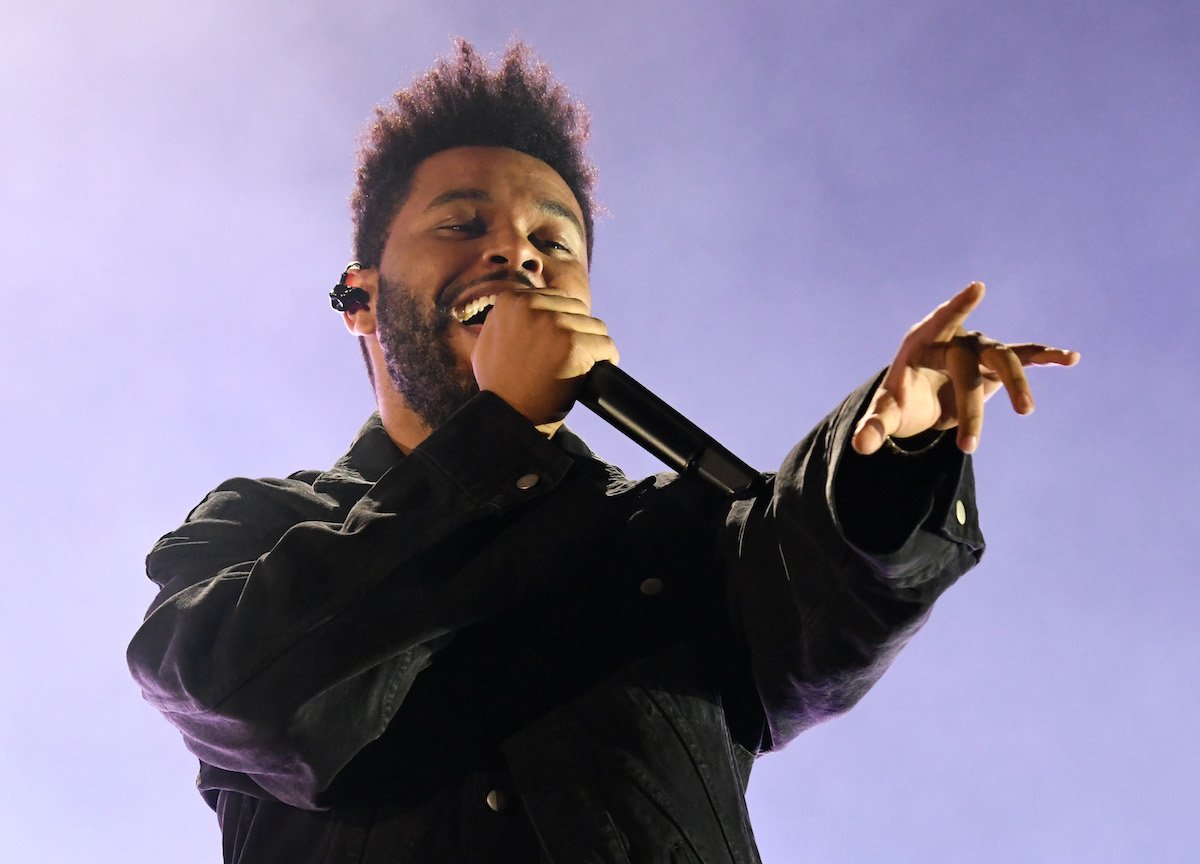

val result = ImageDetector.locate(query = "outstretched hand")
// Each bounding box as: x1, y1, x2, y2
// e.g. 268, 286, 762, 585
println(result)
851, 282, 1080, 455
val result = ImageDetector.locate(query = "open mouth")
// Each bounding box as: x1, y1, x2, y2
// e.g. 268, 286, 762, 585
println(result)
451, 294, 497, 327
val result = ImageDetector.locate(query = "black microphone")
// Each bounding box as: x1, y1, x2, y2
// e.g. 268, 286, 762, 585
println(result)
578, 361, 763, 499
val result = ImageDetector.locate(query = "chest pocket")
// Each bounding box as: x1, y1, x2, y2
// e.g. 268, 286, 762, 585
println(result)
597, 479, 728, 644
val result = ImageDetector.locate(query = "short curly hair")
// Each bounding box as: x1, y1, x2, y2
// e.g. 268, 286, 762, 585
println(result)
351, 40, 597, 268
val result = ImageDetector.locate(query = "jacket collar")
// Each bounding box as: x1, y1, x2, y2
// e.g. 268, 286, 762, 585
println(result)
318, 410, 608, 489
319, 413, 404, 487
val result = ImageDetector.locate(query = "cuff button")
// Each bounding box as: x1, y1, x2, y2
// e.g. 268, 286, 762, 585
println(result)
515, 473, 540, 491
955, 499, 967, 525
639, 577, 664, 596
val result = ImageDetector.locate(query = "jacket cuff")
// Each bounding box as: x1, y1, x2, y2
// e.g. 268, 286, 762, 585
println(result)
828, 375, 985, 588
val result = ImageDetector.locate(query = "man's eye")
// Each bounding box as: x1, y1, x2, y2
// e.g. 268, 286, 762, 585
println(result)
439, 218, 483, 235
538, 236, 572, 253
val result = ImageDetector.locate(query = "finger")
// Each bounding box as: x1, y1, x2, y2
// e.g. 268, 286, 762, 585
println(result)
549, 310, 609, 335
522, 291, 591, 313
491, 290, 590, 319
978, 343, 1035, 414
852, 389, 904, 455
907, 281, 987, 345
947, 339, 987, 452
1007, 344, 1082, 366
567, 332, 620, 374
505, 290, 608, 335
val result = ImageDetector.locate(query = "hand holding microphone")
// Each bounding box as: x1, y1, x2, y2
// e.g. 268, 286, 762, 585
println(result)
467, 288, 759, 498
470, 290, 618, 428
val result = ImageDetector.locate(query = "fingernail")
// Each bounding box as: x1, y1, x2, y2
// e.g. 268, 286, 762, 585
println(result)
962, 434, 978, 453
1018, 394, 1035, 414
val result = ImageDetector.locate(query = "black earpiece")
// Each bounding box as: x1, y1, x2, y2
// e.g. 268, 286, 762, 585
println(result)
330, 262, 370, 314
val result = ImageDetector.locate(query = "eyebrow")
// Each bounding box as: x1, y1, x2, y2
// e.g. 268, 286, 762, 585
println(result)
536, 199, 585, 238
424, 188, 491, 210
423, 187, 585, 239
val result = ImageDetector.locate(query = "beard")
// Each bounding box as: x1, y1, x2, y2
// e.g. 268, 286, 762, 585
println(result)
375, 273, 479, 430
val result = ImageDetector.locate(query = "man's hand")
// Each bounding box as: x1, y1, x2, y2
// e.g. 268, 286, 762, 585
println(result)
852, 282, 1080, 455
472, 290, 619, 427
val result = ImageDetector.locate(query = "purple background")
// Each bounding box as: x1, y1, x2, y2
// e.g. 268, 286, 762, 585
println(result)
3, 1, 1196, 861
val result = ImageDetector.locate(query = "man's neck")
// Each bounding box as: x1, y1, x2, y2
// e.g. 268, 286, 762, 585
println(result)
373, 382, 433, 455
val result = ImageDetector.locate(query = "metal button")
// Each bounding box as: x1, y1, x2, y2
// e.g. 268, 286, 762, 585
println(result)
515, 473, 540, 491
955, 499, 967, 525
639, 577, 664, 596
485, 788, 508, 812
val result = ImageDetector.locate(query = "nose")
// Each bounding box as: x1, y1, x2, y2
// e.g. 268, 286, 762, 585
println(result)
483, 228, 543, 276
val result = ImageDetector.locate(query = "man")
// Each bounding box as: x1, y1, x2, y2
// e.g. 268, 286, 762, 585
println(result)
128, 42, 1078, 863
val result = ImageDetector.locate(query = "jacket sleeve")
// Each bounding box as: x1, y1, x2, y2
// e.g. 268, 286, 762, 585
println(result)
126, 393, 615, 808
723, 374, 985, 751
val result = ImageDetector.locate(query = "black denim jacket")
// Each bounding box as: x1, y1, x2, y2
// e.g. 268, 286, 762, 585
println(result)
128, 378, 983, 863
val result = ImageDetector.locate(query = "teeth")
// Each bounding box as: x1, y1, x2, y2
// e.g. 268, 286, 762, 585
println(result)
451, 294, 497, 324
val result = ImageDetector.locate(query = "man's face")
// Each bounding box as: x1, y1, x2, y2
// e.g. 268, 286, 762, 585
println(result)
375, 146, 591, 429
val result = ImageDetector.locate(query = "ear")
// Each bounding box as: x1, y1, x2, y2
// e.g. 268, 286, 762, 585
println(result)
341, 267, 379, 336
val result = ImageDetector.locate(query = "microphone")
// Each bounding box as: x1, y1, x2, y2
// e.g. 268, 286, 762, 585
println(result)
578, 361, 763, 499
